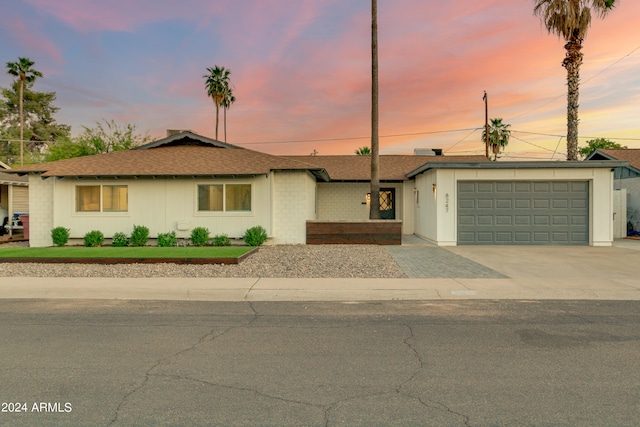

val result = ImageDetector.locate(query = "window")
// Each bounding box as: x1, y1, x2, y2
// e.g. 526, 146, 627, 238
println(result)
198, 184, 251, 212
76, 185, 128, 212
198, 184, 223, 211
226, 184, 251, 211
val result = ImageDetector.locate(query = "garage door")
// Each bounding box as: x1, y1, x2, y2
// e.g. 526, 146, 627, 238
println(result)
457, 181, 589, 245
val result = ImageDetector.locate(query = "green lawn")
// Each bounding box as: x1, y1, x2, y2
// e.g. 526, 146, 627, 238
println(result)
0, 246, 255, 259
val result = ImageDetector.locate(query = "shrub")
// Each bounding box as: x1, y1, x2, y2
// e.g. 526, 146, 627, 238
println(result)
130, 225, 150, 247
212, 233, 231, 246
51, 227, 70, 247
243, 226, 268, 246
111, 232, 129, 247
157, 231, 178, 247
83, 230, 104, 247
190, 227, 210, 247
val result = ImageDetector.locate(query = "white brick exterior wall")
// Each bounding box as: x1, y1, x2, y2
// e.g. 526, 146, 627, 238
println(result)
317, 182, 370, 220
28, 175, 55, 247
272, 171, 316, 244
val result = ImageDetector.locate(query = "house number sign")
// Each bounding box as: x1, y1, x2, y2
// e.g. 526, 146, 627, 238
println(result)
445, 193, 449, 213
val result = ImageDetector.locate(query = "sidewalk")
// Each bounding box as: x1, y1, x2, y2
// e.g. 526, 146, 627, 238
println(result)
2, 239, 639, 301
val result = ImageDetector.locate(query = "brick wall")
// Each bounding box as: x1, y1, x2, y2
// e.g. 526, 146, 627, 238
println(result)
272, 171, 315, 244
28, 175, 54, 247
317, 182, 369, 220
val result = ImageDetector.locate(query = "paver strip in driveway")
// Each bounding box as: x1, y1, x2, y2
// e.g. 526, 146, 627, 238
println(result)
385, 246, 508, 279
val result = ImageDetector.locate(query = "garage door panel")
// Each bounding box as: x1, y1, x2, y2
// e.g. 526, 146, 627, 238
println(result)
477, 232, 494, 242
534, 199, 549, 209
553, 199, 569, 209
572, 199, 587, 209
533, 232, 550, 242
477, 216, 493, 225
534, 182, 550, 192
477, 199, 493, 209
552, 182, 569, 192
496, 232, 513, 242
515, 183, 531, 192
459, 199, 475, 209
496, 199, 512, 209
457, 181, 588, 245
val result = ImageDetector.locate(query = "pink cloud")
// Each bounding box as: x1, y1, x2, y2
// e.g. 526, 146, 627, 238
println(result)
6, 16, 64, 65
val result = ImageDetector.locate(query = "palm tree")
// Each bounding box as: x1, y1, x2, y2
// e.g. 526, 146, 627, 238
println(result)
533, 0, 616, 160
482, 118, 511, 161
221, 87, 236, 142
355, 146, 371, 155
6, 57, 43, 166
203, 66, 231, 140
369, 0, 381, 219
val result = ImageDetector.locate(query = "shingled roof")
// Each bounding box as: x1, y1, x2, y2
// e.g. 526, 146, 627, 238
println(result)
7, 131, 490, 181
8, 132, 329, 179
589, 149, 640, 173
285, 155, 489, 181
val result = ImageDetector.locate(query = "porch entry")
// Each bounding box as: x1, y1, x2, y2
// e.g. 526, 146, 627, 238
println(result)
379, 188, 395, 220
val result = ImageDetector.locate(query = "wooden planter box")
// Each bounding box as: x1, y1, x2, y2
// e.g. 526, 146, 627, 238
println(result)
306, 220, 402, 245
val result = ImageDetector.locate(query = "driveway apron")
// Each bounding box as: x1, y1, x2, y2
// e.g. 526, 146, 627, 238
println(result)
385, 238, 507, 279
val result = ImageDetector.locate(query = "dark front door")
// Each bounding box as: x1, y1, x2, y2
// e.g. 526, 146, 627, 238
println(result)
379, 188, 395, 220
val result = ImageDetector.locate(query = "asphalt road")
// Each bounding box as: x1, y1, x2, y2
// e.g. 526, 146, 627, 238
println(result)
1, 299, 639, 426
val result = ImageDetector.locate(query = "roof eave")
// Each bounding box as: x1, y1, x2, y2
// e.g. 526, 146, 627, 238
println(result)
407, 160, 630, 178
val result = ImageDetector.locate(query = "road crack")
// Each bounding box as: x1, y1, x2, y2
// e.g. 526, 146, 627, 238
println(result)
107, 302, 259, 426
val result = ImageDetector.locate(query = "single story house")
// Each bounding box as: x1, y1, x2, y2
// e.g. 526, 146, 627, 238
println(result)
586, 149, 640, 230
8, 131, 626, 247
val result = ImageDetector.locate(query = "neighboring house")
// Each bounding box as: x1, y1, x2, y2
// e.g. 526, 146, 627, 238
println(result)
586, 149, 640, 230
8, 131, 625, 247
0, 161, 29, 235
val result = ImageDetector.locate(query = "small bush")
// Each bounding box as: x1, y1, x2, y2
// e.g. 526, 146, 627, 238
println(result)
111, 232, 129, 247
83, 230, 104, 247
212, 233, 231, 246
157, 231, 178, 247
130, 225, 150, 247
190, 227, 210, 247
51, 227, 70, 247
243, 226, 268, 246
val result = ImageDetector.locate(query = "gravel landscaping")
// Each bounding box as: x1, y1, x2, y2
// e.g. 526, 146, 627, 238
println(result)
0, 243, 407, 278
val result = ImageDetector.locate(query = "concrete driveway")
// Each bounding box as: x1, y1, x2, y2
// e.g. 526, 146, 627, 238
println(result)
440, 239, 640, 299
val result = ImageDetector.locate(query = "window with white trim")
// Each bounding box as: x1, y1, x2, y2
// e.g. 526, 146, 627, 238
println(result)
198, 184, 251, 212
76, 185, 128, 212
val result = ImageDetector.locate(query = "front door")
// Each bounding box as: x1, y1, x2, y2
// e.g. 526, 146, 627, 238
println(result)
379, 188, 395, 220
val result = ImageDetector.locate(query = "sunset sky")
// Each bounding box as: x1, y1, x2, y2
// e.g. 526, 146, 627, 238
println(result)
2, 0, 639, 159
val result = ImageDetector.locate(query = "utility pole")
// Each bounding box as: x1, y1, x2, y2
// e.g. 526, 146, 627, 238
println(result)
483, 91, 489, 158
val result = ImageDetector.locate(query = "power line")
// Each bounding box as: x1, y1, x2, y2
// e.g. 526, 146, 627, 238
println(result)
506, 44, 640, 122
238, 127, 480, 145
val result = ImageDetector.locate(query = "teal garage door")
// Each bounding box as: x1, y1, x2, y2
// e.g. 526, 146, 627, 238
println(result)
457, 181, 589, 245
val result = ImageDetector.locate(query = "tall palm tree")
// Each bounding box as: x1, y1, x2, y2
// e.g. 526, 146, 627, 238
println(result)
533, 0, 615, 160
221, 87, 236, 142
203, 66, 231, 140
481, 118, 511, 161
369, 0, 381, 219
6, 57, 43, 166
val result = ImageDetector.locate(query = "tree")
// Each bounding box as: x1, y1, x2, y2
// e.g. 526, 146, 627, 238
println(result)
356, 146, 371, 155
578, 137, 626, 158
5, 57, 43, 166
221, 86, 236, 142
203, 66, 231, 140
533, 0, 616, 161
481, 118, 511, 161
45, 120, 150, 161
0, 80, 70, 165
369, 0, 381, 219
